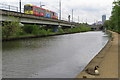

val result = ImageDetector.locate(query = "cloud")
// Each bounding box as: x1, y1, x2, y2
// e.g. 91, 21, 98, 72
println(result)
0, 0, 114, 24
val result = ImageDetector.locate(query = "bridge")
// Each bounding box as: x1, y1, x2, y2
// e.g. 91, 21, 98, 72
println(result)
0, 3, 104, 32
0, 9, 79, 29
88, 25, 103, 31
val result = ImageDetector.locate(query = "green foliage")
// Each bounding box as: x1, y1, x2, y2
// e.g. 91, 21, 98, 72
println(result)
79, 26, 91, 31
32, 25, 40, 35
39, 29, 48, 35
103, 20, 110, 29
23, 24, 40, 35
2, 17, 21, 38
47, 29, 53, 33
13, 24, 54, 36
23, 24, 34, 34
58, 28, 64, 33
2, 16, 92, 40
67, 26, 91, 33
104, 0, 120, 33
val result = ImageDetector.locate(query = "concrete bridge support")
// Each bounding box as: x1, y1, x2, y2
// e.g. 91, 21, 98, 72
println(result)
53, 26, 59, 32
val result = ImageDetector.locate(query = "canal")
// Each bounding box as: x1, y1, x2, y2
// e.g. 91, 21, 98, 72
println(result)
2, 31, 109, 78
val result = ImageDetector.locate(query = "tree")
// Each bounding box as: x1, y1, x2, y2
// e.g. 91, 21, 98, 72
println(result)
103, 20, 110, 29
110, 0, 120, 32
104, 0, 120, 33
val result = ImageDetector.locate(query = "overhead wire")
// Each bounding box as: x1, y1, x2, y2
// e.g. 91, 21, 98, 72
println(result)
22, 1, 79, 22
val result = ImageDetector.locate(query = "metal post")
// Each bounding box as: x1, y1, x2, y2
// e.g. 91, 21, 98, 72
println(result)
72, 9, 73, 22
8, 5, 10, 11
17, 7, 18, 12
86, 18, 87, 24
78, 16, 79, 23
82, 18, 83, 23
40, 2, 41, 7
68, 15, 70, 22
59, 0, 61, 20
19, 0, 21, 13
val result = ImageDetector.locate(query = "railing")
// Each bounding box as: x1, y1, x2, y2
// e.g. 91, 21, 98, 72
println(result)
0, 3, 77, 23
0, 3, 24, 13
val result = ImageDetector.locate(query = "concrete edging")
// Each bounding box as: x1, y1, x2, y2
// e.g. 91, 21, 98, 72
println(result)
76, 30, 114, 78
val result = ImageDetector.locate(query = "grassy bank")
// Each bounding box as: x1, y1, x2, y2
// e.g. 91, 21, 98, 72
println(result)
2, 20, 91, 41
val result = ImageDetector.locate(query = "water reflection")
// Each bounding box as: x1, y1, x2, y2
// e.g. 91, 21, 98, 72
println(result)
2, 31, 109, 78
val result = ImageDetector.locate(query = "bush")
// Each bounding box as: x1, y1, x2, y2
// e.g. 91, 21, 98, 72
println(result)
66, 26, 91, 33
23, 24, 40, 35
39, 29, 48, 35
47, 29, 53, 33
2, 17, 21, 38
23, 24, 34, 34
32, 25, 40, 35
58, 28, 64, 33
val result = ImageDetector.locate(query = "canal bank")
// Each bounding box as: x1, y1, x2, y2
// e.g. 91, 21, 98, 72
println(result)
2, 31, 90, 41
76, 31, 118, 78
3, 31, 108, 78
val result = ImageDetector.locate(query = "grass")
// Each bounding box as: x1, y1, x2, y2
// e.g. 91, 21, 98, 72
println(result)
2, 25, 91, 40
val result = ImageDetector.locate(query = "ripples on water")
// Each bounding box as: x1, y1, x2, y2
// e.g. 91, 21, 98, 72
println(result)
2, 31, 109, 78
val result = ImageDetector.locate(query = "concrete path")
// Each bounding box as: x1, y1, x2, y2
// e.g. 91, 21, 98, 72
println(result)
76, 31, 118, 78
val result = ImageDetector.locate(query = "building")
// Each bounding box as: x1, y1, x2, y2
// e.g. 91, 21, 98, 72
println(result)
92, 21, 102, 25
102, 15, 106, 24
96, 21, 102, 25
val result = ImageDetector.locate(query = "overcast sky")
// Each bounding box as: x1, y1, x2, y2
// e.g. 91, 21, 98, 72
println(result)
0, 0, 114, 24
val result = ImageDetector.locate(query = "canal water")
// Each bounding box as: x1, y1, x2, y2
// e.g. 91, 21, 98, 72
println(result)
2, 31, 109, 78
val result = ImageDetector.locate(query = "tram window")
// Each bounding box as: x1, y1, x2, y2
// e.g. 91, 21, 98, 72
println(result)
33, 7, 36, 11
52, 12, 55, 16
56, 13, 58, 16
50, 12, 54, 16
39, 9, 45, 13
24, 6, 33, 11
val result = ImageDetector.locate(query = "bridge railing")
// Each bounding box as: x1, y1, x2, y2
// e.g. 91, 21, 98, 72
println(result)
0, 3, 24, 13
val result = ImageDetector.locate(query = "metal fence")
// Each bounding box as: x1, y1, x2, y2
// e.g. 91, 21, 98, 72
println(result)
0, 3, 24, 13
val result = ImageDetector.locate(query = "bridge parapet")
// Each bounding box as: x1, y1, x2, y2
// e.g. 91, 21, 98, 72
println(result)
88, 25, 103, 31
0, 9, 78, 27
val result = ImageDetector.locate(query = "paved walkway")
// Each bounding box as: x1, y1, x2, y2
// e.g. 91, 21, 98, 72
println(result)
76, 31, 118, 78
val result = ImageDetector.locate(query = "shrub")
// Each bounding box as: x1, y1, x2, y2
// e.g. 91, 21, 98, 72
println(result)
58, 28, 64, 33
32, 25, 40, 35
23, 24, 34, 34
2, 17, 21, 38
39, 29, 48, 35
23, 24, 40, 35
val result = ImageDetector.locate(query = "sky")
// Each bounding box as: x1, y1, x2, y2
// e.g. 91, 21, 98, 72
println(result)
0, 0, 114, 24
